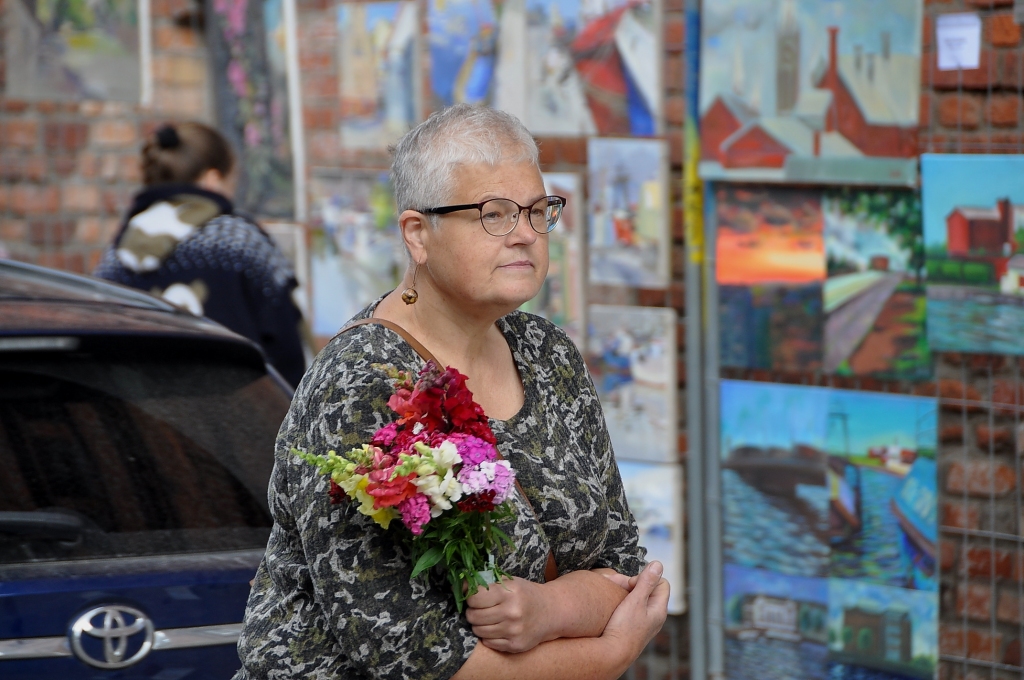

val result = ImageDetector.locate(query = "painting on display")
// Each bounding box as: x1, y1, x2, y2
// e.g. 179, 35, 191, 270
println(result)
207, 0, 297, 217
521, 173, 586, 347
716, 185, 825, 372
308, 169, 404, 340
338, 1, 420, 151
721, 380, 938, 680
618, 461, 685, 614
492, 0, 661, 136
427, 0, 497, 107
4, 0, 144, 101
588, 138, 669, 288
585, 305, 677, 463
823, 188, 929, 377
699, 0, 922, 185
922, 154, 1024, 355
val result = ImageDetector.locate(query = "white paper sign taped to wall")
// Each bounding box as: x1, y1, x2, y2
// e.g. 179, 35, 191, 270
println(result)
936, 13, 982, 71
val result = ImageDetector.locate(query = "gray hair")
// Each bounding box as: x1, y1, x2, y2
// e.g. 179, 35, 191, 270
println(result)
390, 105, 540, 220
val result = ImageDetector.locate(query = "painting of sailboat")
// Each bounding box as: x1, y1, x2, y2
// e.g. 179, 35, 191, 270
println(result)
585, 305, 677, 463
494, 0, 661, 136
338, 2, 420, 151
308, 169, 404, 342
427, 0, 498, 107
521, 172, 586, 347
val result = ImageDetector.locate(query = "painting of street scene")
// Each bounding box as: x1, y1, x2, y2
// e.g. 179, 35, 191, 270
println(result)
699, 0, 921, 185
720, 380, 829, 578
922, 154, 1024, 355
585, 305, 676, 463
588, 138, 669, 287
827, 579, 938, 679
716, 185, 825, 372
724, 564, 828, 680
825, 390, 938, 592
427, 0, 497, 107
4, 0, 141, 101
823, 189, 928, 378
618, 460, 685, 614
521, 173, 586, 347
338, 2, 419, 151
308, 169, 404, 341
499, 0, 661, 136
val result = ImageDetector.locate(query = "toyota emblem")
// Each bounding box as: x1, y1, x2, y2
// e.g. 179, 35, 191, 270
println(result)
69, 605, 155, 669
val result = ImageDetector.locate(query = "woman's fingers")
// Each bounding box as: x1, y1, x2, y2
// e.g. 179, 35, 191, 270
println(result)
465, 603, 511, 627
464, 580, 509, 610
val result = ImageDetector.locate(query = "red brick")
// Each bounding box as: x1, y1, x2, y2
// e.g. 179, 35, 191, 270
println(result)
939, 94, 982, 129
61, 185, 101, 213
940, 424, 964, 443
989, 14, 1021, 47
1006, 637, 1022, 667
303, 73, 339, 100
77, 153, 100, 179
100, 188, 134, 216
997, 49, 1023, 88
665, 95, 684, 127
0, 219, 27, 242
962, 546, 1016, 579
947, 460, 1016, 496
967, 0, 1013, 7
987, 95, 1021, 127
79, 100, 105, 117
914, 379, 984, 411
153, 24, 198, 50
663, 17, 683, 50
997, 589, 1022, 624
303, 106, 336, 130
118, 154, 141, 183
2, 120, 38, 148
957, 583, 993, 622
91, 120, 138, 149
2, 100, 29, 113
929, 49, 995, 90
559, 138, 586, 165
99, 154, 119, 182
943, 501, 981, 529
10, 185, 59, 216
975, 424, 1014, 452
299, 51, 332, 71
153, 86, 206, 117
664, 55, 683, 92
28, 220, 75, 247
45, 122, 90, 151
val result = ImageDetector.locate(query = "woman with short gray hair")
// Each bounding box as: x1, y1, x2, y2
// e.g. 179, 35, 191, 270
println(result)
235, 104, 668, 680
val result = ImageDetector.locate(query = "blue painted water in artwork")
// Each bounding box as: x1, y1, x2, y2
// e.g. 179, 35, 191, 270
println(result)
725, 637, 828, 680
828, 663, 920, 680
928, 296, 1024, 355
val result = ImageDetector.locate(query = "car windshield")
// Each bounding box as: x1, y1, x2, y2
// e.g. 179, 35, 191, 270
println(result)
0, 352, 290, 564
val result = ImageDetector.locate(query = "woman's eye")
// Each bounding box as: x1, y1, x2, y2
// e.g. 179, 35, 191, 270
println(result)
482, 212, 502, 221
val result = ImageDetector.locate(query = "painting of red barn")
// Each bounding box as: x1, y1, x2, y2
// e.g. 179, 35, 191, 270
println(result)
699, 0, 922, 186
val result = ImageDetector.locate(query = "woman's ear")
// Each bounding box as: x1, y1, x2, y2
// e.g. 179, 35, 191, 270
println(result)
399, 209, 429, 265
196, 168, 233, 197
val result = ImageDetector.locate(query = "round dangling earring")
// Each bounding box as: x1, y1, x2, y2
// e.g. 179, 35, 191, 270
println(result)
401, 264, 419, 305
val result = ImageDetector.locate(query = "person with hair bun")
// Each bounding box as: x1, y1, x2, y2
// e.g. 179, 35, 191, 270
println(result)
94, 121, 307, 387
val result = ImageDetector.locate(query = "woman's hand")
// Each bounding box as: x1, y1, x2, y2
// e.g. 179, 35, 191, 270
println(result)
465, 576, 555, 653
600, 561, 670, 659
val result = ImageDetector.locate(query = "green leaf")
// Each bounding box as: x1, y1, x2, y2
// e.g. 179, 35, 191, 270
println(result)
411, 546, 444, 578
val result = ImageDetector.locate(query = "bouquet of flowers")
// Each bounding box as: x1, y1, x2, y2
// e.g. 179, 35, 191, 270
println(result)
295, 361, 517, 611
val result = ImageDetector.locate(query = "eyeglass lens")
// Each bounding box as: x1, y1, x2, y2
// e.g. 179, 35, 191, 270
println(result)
479, 197, 563, 236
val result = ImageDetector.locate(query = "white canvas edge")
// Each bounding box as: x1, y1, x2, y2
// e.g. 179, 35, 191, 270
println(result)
282, 0, 307, 222
541, 171, 588, 348
138, 0, 153, 106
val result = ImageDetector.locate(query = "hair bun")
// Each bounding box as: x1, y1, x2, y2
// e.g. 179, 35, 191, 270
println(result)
155, 124, 181, 150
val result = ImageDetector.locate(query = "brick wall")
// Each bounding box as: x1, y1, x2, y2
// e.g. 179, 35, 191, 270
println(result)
0, 0, 212, 271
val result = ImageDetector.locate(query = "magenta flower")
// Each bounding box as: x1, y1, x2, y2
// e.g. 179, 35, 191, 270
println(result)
448, 433, 497, 467
398, 494, 431, 535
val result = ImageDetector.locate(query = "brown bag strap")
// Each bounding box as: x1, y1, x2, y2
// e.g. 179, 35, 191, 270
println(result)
335, 317, 560, 583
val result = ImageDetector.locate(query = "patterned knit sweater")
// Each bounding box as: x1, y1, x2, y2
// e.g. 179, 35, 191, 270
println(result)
234, 301, 645, 679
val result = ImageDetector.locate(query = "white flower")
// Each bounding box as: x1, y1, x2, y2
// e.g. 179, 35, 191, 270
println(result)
413, 422, 425, 435
413, 468, 463, 517
434, 440, 462, 470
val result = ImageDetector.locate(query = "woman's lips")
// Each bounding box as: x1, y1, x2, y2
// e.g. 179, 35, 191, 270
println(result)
500, 260, 533, 269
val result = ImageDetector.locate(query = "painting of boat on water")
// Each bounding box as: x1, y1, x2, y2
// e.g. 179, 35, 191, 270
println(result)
922, 154, 1024, 355
699, 0, 922, 185
308, 169, 403, 342
427, 0, 497, 107
720, 380, 830, 578
585, 305, 677, 463
825, 390, 938, 592
588, 138, 669, 287
827, 579, 938, 680
521, 172, 586, 347
823, 189, 928, 378
724, 564, 829, 680
618, 460, 685, 614
338, 1, 420, 151
715, 185, 825, 372
495, 0, 661, 136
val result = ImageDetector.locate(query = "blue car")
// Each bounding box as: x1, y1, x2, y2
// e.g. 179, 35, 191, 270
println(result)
0, 260, 291, 677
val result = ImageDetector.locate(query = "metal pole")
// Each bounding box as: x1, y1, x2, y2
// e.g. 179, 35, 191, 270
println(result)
682, 1, 706, 677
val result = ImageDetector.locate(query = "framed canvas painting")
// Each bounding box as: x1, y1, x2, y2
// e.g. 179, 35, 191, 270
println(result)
585, 305, 677, 463
617, 460, 686, 614
521, 172, 586, 347
338, 1, 420, 151
427, 0, 497, 108
308, 168, 404, 341
699, 0, 922, 186
923, 154, 1024, 355
588, 138, 670, 288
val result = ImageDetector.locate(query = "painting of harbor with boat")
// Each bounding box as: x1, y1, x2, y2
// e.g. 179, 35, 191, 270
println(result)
922, 154, 1024, 355
716, 185, 825, 372
823, 188, 928, 378
724, 564, 828, 680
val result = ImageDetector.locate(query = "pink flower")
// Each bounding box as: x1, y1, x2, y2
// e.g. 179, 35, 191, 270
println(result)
398, 494, 431, 535
457, 466, 490, 494
227, 60, 247, 98
447, 433, 497, 466
489, 461, 515, 503
457, 460, 515, 503
244, 121, 262, 148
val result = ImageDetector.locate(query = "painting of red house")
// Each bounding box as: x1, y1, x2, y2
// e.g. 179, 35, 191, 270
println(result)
699, 0, 922, 185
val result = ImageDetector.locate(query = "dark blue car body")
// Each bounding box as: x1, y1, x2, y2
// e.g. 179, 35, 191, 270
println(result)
0, 260, 291, 678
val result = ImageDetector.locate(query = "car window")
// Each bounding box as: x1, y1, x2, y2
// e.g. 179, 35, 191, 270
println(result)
0, 354, 291, 564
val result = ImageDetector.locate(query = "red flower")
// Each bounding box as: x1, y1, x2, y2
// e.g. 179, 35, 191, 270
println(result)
328, 480, 347, 505
456, 490, 497, 513
366, 470, 418, 508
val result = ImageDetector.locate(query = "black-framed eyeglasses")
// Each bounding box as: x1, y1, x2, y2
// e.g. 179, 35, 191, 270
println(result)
420, 195, 566, 236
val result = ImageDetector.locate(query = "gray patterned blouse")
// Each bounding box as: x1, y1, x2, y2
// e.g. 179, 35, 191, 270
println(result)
234, 302, 646, 680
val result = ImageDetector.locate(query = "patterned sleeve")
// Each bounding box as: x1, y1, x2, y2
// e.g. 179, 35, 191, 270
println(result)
566, 339, 647, 576
240, 327, 478, 680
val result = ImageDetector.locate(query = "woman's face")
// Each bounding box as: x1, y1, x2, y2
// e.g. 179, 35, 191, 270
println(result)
420, 159, 549, 314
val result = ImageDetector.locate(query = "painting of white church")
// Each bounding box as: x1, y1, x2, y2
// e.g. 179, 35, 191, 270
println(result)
699, 0, 922, 186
